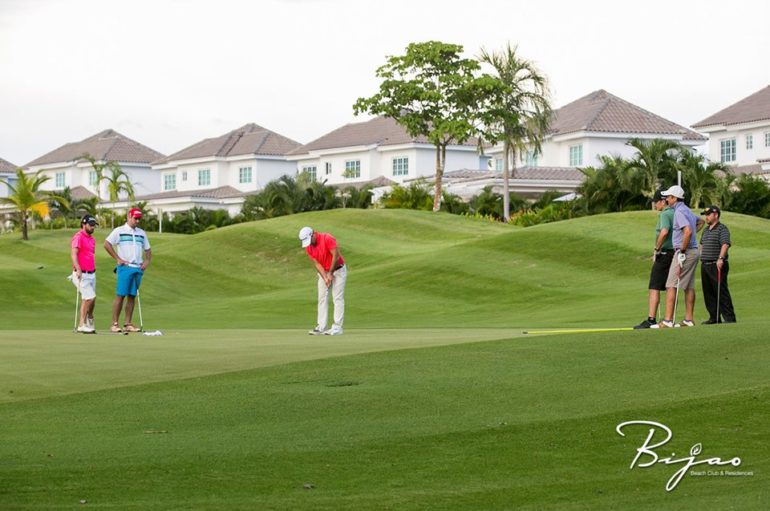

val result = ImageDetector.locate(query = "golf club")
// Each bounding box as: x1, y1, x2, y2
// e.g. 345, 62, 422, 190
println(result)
72, 276, 79, 333
716, 265, 722, 324
137, 290, 144, 332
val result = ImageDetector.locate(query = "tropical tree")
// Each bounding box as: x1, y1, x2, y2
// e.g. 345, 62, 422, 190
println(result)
478, 43, 552, 221
576, 155, 643, 214
625, 138, 682, 202
83, 154, 135, 203
0, 169, 68, 240
48, 186, 75, 228
380, 181, 433, 210
339, 186, 373, 209
354, 41, 499, 212
726, 174, 770, 218
677, 152, 730, 209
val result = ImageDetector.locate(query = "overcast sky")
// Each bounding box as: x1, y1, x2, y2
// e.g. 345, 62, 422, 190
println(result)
1, 0, 768, 166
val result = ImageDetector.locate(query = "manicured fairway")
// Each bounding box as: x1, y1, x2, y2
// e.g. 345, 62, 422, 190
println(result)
1, 209, 769, 509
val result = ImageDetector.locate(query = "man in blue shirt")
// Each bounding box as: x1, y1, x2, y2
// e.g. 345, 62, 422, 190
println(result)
651, 185, 704, 328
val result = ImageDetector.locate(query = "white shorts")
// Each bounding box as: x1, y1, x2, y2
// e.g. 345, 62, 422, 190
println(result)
71, 271, 96, 300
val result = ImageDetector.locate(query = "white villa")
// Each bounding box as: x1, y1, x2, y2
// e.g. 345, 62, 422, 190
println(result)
427, 90, 706, 200
146, 123, 301, 215
691, 85, 770, 180
286, 115, 485, 186
24, 129, 165, 201
0, 157, 16, 198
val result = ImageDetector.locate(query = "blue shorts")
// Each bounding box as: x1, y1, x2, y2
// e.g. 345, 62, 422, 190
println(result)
116, 266, 144, 297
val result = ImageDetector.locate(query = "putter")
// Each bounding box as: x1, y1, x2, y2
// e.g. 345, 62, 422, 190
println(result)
137, 290, 144, 332
716, 266, 722, 324
72, 278, 80, 333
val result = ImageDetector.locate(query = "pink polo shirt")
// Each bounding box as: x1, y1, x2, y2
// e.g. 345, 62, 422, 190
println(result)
305, 232, 344, 272
71, 230, 96, 272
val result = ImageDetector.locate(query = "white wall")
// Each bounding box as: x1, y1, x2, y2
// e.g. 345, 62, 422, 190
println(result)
702, 124, 770, 166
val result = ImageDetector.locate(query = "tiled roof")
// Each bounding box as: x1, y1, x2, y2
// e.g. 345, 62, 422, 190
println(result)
137, 185, 245, 201
442, 167, 583, 182
692, 86, 770, 128
552, 90, 706, 142
1, 157, 17, 173
335, 175, 397, 190
288, 116, 478, 156
154, 124, 301, 164
70, 186, 97, 200
730, 164, 763, 176
25, 129, 165, 167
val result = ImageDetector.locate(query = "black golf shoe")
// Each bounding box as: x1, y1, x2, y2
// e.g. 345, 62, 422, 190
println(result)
633, 318, 656, 329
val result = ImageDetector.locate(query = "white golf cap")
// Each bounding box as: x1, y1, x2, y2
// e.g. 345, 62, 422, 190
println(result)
298, 226, 313, 248
661, 185, 685, 199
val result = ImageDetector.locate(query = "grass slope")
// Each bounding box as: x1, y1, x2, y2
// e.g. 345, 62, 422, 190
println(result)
1, 208, 768, 329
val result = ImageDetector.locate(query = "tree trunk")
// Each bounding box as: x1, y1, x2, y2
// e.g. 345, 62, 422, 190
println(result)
503, 142, 511, 221
432, 144, 445, 212
21, 211, 28, 240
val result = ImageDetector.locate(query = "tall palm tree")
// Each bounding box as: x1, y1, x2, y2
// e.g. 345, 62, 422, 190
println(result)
479, 43, 552, 221
48, 186, 75, 228
83, 154, 135, 203
677, 152, 730, 209
625, 138, 682, 203
0, 169, 68, 240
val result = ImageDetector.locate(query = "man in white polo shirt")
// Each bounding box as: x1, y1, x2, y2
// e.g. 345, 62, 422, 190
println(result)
104, 207, 152, 333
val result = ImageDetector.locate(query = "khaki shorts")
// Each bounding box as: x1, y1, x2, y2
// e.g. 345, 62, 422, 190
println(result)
665, 251, 699, 290
71, 271, 96, 300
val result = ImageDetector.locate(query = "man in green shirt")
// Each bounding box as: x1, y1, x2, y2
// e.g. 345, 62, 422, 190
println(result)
634, 190, 675, 329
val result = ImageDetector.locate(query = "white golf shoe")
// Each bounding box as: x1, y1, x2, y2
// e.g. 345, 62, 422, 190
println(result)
323, 326, 343, 336
77, 324, 95, 334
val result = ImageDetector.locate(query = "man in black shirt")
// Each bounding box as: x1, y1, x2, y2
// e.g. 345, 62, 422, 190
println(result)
699, 205, 736, 324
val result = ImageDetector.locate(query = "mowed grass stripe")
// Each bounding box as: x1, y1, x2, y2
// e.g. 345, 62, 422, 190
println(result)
1, 325, 768, 510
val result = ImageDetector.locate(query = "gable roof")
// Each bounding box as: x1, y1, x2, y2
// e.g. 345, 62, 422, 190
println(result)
25, 129, 165, 167
288, 116, 478, 156
70, 186, 98, 200
551, 90, 706, 141
0, 157, 17, 174
692, 85, 770, 128
154, 123, 301, 164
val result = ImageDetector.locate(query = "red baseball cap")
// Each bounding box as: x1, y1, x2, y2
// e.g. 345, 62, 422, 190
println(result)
128, 207, 143, 219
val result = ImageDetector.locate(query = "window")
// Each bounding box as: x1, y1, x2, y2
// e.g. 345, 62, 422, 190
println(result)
89, 171, 97, 186
569, 145, 583, 166
495, 158, 503, 171
182, 171, 188, 182
392, 157, 408, 176
344, 160, 361, 178
239, 166, 252, 183
526, 150, 539, 167
163, 174, 176, 191
55, 172, 65, 188
765, 132, 770, 147
325, 162, 332, 175
198, 168, 211, 186
302, 165, 317, 181
746, 134, 753, 150
720, 139, 736, 163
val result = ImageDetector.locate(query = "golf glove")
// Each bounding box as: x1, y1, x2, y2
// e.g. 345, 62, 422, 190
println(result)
677, 252, 686, 267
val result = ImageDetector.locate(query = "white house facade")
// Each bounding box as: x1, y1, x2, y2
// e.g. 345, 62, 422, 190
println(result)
23, 129, 164, 200
148, 123, 301, 214
487, 90, 706, 170
286, 116, 484, 186
0, 157, 16, 198
691, 85, 770, 179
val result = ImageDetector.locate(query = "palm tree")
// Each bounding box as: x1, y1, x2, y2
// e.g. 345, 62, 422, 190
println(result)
0, 169, 68, 240
479, 43, 552, 221
48, 186, 75, 228
625, 138, 682, 202
677, 152, 730, 209
83, 154, 135, 203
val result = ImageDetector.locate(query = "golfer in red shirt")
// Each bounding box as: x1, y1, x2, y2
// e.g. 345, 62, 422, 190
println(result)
298, 226, 347, 335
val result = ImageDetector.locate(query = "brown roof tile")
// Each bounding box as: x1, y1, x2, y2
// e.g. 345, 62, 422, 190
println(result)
730, 164, 763, 176
70, 186, 98, 200
288, 116, 479, 156
137, 185, 245, 201
692, 85, 770, 128
443, 167, 583, 182
25, 129, 165, 167
154, 124, 301, 164
552, 90, 706, 141
0, 157, 17, 174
